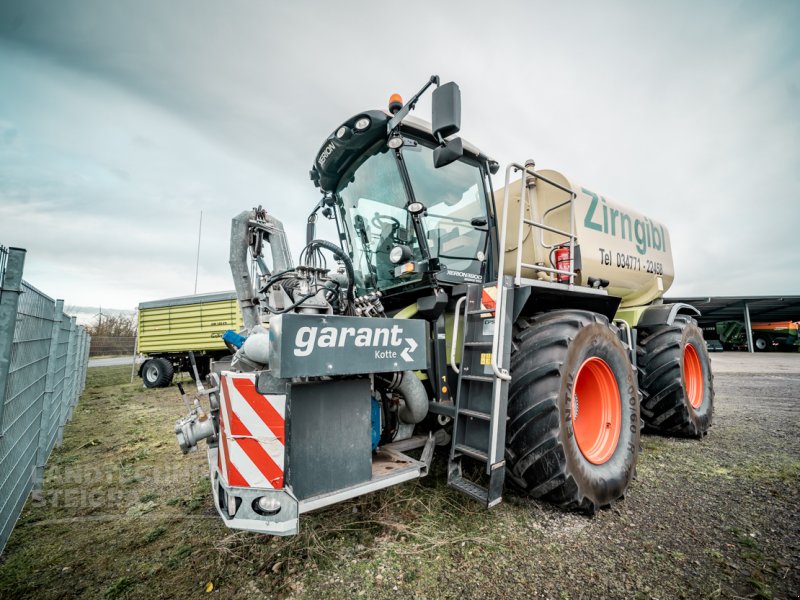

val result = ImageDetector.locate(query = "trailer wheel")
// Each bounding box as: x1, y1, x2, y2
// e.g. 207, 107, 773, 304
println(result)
637, 316, 714, 437
142, 358, 174, 388
754, 335, 770, 352
506, 310, 640, 513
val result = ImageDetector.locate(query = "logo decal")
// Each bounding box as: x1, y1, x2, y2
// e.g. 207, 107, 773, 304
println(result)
294, 324, 418, 362
582, 187, 667, 256
317, 142, 336, 167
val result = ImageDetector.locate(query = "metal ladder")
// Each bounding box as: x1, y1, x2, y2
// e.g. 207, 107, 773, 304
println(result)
447, 279, 514, 507
501, 160, 578, 287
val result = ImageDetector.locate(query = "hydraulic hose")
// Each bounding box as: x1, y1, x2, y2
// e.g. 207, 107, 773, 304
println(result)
306, 239, 356, 302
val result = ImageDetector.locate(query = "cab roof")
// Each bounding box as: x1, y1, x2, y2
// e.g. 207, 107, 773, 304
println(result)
310, 109, 490, 194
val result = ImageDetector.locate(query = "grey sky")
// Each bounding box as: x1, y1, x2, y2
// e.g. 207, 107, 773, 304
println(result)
1, 0, 798, 311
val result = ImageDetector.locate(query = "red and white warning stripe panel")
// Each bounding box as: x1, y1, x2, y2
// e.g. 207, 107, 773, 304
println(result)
480, 285, 497, 318
217, 372, 285, 490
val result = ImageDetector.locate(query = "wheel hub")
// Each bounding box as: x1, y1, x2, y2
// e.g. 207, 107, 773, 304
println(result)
571, 357, 622, 465
683, 343, 703, 409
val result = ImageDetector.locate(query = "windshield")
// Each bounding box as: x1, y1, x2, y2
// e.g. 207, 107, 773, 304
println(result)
337, 140, 488, 295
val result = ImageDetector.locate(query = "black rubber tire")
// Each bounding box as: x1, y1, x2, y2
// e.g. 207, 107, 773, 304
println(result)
637, 316, 714, 437
188, 358, 210, 382
141, 358, 174, 388
506, 310, 640, 513
753, 335, 770, 352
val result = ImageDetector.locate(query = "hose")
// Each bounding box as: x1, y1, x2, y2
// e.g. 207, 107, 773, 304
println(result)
258, 268, 297, 293
263, 284, 340, 315
305, 239, 356, 302
377, 371, 428, 424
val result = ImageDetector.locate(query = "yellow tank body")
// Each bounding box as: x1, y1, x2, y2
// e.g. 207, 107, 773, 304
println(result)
494, 169, 674, 308
137, 291, 243, 354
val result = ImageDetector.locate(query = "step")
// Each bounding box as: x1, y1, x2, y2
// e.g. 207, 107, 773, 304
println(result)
428, 402, 456, 418
460, 374, 494, 383
466, 308, 496, 316
463, 341, 492, 347
458, 408, 491, 421
453, 444, 489, 462
449, 476, 489, 504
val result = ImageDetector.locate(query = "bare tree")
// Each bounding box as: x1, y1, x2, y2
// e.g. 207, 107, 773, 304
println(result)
87, 314, 136, 337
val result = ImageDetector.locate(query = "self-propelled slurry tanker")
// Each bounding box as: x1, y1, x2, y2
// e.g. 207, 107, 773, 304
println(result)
173, 76, 714, 535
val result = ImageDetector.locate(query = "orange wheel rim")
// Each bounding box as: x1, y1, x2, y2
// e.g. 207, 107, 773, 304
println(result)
572, 357, 622, 465
684, 343, 703, 409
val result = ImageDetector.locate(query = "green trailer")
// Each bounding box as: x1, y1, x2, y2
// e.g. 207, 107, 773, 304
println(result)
136, 291, 242, 387
716, 320, 800, 352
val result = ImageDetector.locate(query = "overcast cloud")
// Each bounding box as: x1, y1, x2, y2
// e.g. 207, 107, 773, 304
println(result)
0, 0, 798, 312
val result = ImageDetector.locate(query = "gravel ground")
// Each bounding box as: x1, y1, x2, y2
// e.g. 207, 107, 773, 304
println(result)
0, 354, 798, 599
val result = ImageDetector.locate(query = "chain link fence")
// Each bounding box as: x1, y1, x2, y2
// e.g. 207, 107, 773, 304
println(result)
0, 246, 90, 554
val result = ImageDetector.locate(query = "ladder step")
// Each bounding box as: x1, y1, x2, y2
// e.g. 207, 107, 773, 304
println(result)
466, 308, 495, 315
428, 402, 456, 418
461, 374, 494, 383
458, 408, 491, 421
449, 476, 489, 504
454, 444, 489, 462
463, 341, 492, 347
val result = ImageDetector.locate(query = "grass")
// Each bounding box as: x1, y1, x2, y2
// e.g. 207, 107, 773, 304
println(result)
0, 365, 797, 599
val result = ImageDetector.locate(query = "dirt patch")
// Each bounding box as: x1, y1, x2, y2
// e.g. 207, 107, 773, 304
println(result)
0, 355, 798, 599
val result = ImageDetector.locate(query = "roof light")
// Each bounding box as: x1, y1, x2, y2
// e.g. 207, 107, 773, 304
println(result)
336, 126, 353, 141
354, 117, 370, 131
387, 136, 403, 149
388, 93, 403, 114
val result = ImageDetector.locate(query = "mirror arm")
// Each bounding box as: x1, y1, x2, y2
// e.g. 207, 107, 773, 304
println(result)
408, 212, 433, 263
386, 75, 440, 133
306, 199, 325, 245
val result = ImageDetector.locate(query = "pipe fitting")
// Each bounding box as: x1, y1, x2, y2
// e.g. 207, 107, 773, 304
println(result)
175, 412, 217, 453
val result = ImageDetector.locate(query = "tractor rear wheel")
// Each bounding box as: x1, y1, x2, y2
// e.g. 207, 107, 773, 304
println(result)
637, 316, 714, 437
142, 358, 174, 388
506, 310, 640, 512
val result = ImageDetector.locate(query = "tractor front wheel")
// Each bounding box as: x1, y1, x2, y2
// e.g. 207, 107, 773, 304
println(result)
506, 310, 640, 513
637, 316, 714, 437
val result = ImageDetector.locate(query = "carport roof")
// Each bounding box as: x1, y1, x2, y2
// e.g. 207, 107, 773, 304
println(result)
664, 296, 800, 324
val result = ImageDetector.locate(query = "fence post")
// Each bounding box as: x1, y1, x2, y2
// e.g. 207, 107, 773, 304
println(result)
0, 247, 27, 431
66, 317, 78, 421
81, 331, 91, 394
73, 327, 84, 410
34, 299, 64, 492
130, 334, 138, 383
57, 317, 77, 446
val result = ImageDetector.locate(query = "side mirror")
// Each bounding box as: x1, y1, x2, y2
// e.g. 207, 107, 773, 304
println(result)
432, 82, 461, 139
433, 137, 463, 168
